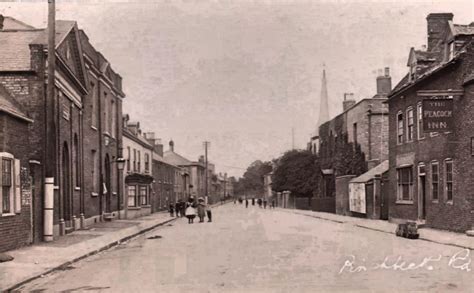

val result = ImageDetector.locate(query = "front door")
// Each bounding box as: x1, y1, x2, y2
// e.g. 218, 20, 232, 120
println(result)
418, 164, 426, 220
105, 155, 111, 213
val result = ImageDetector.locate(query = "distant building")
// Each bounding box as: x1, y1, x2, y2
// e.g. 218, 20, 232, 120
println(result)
387, 13, 474, 233
122, 116, 154, 219
164, 141, 206, 199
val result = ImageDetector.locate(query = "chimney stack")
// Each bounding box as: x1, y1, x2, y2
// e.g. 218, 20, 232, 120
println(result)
426, 13, 453, 51
376, 67, 391, 97
144, 132, 156, 146
343, 93, 356, 111
154, 139, 164, 157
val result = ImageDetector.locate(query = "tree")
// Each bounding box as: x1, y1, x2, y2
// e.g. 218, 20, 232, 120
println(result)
240, 160, 272, 196
272, 150, 321, 197
333, 133, 367, 176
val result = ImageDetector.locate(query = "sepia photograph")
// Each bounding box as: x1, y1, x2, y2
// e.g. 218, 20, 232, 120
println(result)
0, 0, 473, 292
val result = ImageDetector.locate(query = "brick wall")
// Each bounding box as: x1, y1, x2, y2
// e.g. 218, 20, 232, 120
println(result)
0, 113, 33, 252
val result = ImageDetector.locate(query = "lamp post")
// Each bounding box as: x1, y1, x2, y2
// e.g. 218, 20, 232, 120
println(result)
116, 157, 126, 219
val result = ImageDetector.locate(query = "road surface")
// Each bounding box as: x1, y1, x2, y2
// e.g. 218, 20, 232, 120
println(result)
20, 204, 473, 292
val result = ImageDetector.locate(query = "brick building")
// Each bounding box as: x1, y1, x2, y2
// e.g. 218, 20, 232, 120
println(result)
122, 116, 153, 219
315, 69, 391, 213
79, 29, 124, 224
0, 17, 90, 240
0, 84, 34, 252
387, 13, 474, 233
0, 15, 125, 249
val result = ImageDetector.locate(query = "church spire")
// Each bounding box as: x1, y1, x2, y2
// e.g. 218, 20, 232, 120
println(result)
317, 68, 329, 128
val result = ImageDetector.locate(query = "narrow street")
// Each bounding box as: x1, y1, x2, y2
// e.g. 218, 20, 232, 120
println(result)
19, 204, 472, 292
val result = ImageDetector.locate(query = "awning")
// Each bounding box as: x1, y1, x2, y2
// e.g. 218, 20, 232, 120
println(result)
350, 160, 388, 183
125, 173, 154, 185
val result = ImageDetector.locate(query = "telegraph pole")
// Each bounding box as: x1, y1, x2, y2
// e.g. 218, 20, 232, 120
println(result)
203, 141, 210, 203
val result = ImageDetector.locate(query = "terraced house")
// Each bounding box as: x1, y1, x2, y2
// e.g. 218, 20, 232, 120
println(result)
387, 13, 474, 233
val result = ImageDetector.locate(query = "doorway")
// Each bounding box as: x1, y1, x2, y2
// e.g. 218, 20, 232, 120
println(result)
62, 142, 72, 227
418, 164, 426, 220
104, 154, 111, 213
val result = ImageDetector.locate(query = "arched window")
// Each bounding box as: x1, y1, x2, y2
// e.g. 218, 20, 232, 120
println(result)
74, 134, 80, 187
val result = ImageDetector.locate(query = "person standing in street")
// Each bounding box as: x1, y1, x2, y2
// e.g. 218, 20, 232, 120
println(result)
197, 197, 206, 223
263, 199, 267, 209
206, 204, 212, 222
245, 199, 249, 208
185, 197, 196, 224
252, 198, 255, 206
272, 199, 275, 209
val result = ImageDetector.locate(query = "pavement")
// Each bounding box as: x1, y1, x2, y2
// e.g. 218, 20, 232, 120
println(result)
16, 203, 473, 292
279, 208, 474, 250
0, 201, 228, 292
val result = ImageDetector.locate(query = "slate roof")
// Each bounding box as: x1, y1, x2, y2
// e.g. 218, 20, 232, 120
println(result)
2, 16, 36, 30
0, 19, 75, 72
350, 160, 388, 183
163, 151, 193, 166
0, 83, 31, 122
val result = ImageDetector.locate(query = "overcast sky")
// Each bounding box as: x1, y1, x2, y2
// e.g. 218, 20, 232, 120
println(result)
1, 0, 472, 177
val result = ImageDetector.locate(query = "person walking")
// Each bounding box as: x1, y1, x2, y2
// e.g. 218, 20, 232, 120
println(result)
263, 199, 267, 209
185, 197, 196, 224
169, 203, 175, 217
245, 199, 249, 208
252, 198, 255, 206
271, 199, 275, 209
206, 204, 212, 222
257, 198, 262, 208
197, 197, 206, 223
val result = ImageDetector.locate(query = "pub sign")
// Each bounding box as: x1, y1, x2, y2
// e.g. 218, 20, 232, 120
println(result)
422, 98, 453, 132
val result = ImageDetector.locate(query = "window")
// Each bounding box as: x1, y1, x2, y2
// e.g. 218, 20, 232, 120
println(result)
103, 92, 108, 134
145, 153, 150, 173
127, 185, 137, 207
137, 151, 141, 172
90, 82, 97, 128
133, 149, 137, 172
397, 167, 413, 201
140, 185, 148, 205
110, 99, 115, 138
2, 158, 12, 213
62, 102, 70, 121
91, 150, 98, 192
406, 108, 414, 142
353, 123, 358, 145
0, 154, 19, 215
126, 147, 131, 172
431, 162, 439, 201
445, 160, 453, 202
397, 112, 404, 144
417, 102, 424, 139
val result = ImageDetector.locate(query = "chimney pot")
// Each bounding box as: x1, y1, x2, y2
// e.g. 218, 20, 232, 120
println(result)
384, 67, 390, 77
376, 66, 392, 97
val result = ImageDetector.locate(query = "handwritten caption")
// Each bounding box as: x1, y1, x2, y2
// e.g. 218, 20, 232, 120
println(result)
339, 249, 471, 274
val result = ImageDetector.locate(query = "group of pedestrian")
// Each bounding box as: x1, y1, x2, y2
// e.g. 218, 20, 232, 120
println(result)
237, 197, 275, 209
169, 196, 212, 224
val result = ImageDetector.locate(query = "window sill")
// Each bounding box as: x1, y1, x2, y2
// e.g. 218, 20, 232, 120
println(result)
395, 200, 414, 205
141, 205, 151, 208
128, 206, 141, 210
75, 187, 81, 191
1, 213, 16, 217
432, 200, 439, 204
446, 200, 453, 205
91, 192, 99, 197
112, 192, 117, 196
